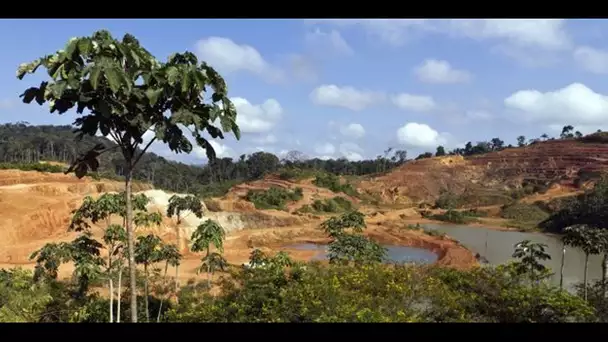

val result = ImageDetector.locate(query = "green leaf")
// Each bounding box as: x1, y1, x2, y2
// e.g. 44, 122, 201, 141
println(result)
51, 64, 65, 79
145, 88, 163, 106
181, 67, 191, 93
89, 66, 101, 90
21, 87, 39, 104
49, 81, 67, 98
35, 82, 47, 105
154, 123, 166, 141
65, 38, 78, 58
166, 66, 179, 86
16, 59, 42, 80
104, 67, 122, 93
77, 38, 92, 55
98, 100, 112, 118
130, 49, 141, 67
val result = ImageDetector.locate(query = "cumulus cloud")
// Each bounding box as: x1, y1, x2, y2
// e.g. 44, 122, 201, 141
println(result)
195, 37, 283, 82
396, 122, 448, 148
414, 59, 471, 84
231, 97, 283, 134
392, 93, 436, 112
315, 142, 336, 155
310, 85, 385, 111
339, 123, 365, 139
339, 142, 364, 161
573, 46, 608, 74
286, 54, 319, 82
504, 83, 608, 127
305, 28, 353, 56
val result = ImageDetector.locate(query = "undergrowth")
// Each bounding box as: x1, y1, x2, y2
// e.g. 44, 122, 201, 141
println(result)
246, 187, 304, 210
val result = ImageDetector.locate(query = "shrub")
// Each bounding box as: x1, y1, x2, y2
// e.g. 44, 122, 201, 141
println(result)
245, 187, 304, 210
0, 162, 65, 173
311, 197, 353, 213
313, 173, 359, 197
500, 203, 549, 222
429, 210, 479, 224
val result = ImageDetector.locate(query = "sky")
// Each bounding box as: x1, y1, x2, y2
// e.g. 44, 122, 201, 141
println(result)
2, 19, 608, 164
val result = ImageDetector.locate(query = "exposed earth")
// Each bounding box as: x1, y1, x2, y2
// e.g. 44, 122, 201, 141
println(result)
1, 138, 607, 286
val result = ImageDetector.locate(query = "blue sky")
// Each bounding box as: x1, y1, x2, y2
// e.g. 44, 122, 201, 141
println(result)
3, 19, 608, 163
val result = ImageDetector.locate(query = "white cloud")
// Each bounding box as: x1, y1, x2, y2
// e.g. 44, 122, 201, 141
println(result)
195, 37, 283, 82
286, 54, 319, 82
252, 134, 278, 145
305, 28, 353, 56
504, 83, 608, 127
310, 85, 385, 111
315, 142, 336, 155
339, 123, 366, 139
312, 19, 431, 46
414, 59, 471, 84
573, 46, 608, 74
339, 142, 364, 161
392, 93, 436, 112
231, 97, 283, 133
396, 122, 448, 148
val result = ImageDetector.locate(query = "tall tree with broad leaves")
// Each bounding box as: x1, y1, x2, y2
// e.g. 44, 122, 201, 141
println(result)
191, 220, 226, 286
562, 225, 608, 300
166, 195, 204, 253
134, 234, 164, 323
320, 210, 366, 238
17, 30, 240, 322
156, 243, 181, 322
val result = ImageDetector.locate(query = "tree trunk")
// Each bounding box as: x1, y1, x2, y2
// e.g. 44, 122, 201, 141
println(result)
157, 262, 169, 322
559, 243, 566, 290
207, 263, 211, 289
108, 252, 113, 323
584, 253, 589, 301
125, 168, 138, 323
602, 253, 608, 300
175, 264, 179, 305
117, 266, 122, 323
144, 263, 150, 323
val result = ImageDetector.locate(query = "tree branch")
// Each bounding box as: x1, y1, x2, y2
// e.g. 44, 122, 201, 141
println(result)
131, 136, 156, 168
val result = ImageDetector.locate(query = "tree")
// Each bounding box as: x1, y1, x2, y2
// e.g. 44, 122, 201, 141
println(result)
69, 233, 106, 298
156, 244, 181, 322
435, 146, 446, 157
517, 135, 526, 147
17, 30, 240, 322
103, 224, 127, 323
134, 234, 164, 322
540, 133, 549, 140
512, 240, 551, 284
563, 225, 608, 300
199, 252, 228, 288
30, 242, 72, 282
561, 125, 574, 139
166, 195, 204, 253
191, 219, 226, 255
320, 210, 366, 238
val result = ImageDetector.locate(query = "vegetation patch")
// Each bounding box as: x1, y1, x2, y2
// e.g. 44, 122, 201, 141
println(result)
277, 168, 317, 181
303, 196, 354, 214
245, 187, 304, 210
499, 202, 550, 232
313, 172, 359, 197
0, 162, 66, 173
426, 210, 480, 224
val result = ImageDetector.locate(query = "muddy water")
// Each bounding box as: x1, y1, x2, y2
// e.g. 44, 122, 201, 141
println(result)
285, 243, 438, 264
424, 223, 604, 291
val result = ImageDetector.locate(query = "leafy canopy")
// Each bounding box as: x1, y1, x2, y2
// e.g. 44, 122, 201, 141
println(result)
17, 30, 240, 176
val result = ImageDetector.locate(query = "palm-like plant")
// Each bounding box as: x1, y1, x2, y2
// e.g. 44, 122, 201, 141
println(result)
563, 225, 608, 300
156, 244, 181, 322
30, 242, 72, 282
512, 240, 551, 285
134, 234, 163, 322
69, 233, 106, 298
103, 224, 127, 323
198, 252, 228, 288
167, 195, 204, 253
191, 220, 226, 255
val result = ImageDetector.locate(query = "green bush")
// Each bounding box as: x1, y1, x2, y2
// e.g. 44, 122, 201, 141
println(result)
0, 162, 65, 173
429, 210, 479, 224
311, 197, 353, 213
245, 187, 304, 210
313, 173, 359, 197
435, 191, 461, 209
500, 203, 549, 222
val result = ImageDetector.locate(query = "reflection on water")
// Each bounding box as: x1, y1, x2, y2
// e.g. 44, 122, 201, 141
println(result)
424, 223, 603, 291
285, 243, 438, 264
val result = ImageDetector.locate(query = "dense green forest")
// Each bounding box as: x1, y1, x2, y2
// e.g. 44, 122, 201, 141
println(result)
0, 123, 593, 196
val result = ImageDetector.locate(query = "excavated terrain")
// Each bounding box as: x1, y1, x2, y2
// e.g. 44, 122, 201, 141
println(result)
358, 139, 608, 205
0, 170, 475, 284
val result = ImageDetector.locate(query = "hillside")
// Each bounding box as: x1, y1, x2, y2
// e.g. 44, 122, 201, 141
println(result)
359, 138, 608, 206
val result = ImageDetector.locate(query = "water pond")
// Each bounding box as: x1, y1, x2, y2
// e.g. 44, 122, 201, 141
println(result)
285, 243, 438, 264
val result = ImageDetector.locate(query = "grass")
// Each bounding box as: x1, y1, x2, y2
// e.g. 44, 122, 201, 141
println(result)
245, 187, 304, 210
499, 202, 550, 232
